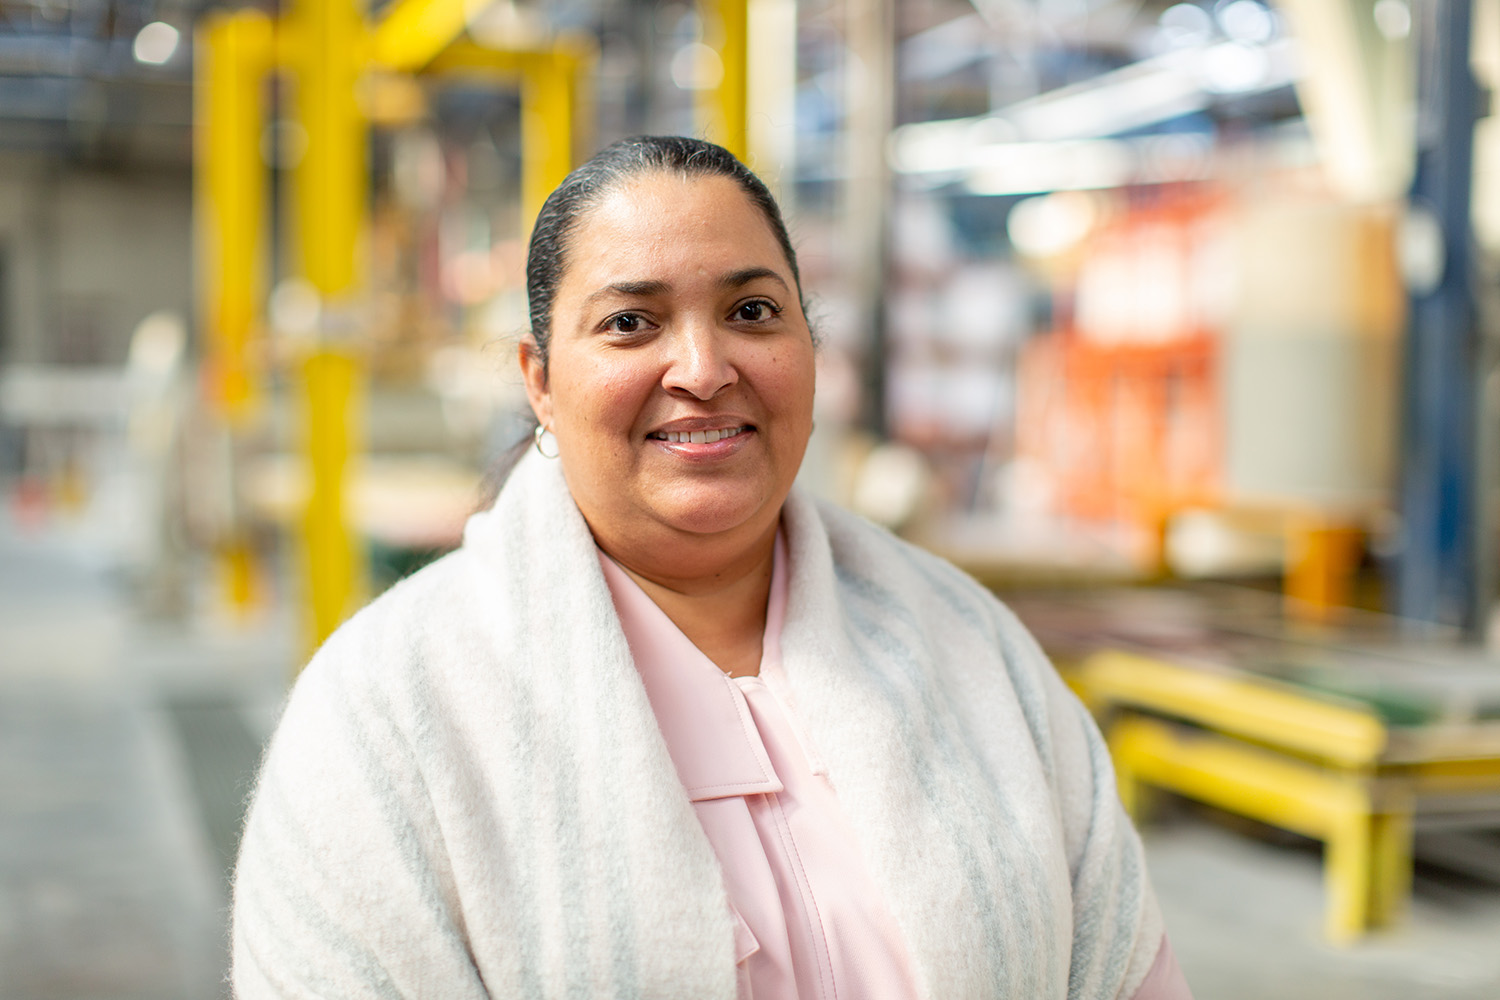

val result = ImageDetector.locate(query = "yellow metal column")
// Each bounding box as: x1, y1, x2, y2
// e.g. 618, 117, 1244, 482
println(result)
1367, 806, 1414, 927
520, 50, 577, 227
197, 11, 271, 420
290, 0, 369, 651
699, 0, 749, 159
1324, 803, 1375, 943
196, 10, 273, 615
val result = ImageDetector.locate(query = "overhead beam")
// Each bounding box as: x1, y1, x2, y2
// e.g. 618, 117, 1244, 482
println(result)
372, 0, 472, 72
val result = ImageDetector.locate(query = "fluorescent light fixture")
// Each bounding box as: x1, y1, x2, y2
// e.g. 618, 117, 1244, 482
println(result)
1004, 53, 1210, 141
889, 36, 1298, 193
965, 140, 1133, 196
133, 21, 179, 65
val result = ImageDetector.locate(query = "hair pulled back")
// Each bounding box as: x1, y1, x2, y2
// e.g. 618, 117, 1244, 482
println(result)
524, 135, 802, 373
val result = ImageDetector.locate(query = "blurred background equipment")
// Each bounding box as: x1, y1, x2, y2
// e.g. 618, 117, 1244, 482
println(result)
2, 0, 1500, 997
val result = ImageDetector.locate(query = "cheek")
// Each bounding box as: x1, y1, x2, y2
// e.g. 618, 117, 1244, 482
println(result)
766, 348, 816, 419
556, 359, 652, 437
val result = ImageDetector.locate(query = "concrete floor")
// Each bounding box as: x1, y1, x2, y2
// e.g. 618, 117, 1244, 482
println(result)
3, 513, 1500, 999
1148, 821, 1500, 999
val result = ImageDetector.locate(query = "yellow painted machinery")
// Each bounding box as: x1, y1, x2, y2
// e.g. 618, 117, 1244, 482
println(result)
1027, 589, 1500, 944
194, 0, 754, 655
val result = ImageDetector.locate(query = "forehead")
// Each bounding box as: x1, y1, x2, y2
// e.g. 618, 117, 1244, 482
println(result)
560, 172, 789, 289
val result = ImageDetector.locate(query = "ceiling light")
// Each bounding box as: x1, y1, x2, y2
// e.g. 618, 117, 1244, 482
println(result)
1157, 3, 1214, 50
133, 21, 180, 65
1216, 1, 1275, 44
670, 42, 724, 91
1373, 0, 1412, 41
1007, 191, 1100, 259
1199, 41, 1270, 94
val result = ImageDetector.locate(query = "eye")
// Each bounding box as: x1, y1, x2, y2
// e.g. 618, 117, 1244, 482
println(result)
733, 299, 779, 323
605, 312, 646, 334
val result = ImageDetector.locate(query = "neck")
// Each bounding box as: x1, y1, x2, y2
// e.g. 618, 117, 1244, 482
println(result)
601, 522, 778, 678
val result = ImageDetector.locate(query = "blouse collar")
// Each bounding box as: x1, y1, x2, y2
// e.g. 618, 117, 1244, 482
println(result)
598, 535, 790, 801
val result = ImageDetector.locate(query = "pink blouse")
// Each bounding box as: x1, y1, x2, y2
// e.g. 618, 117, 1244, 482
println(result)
599, 536, 1192, 1000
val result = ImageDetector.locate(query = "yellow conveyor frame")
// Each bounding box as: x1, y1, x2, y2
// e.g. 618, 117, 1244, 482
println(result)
1082, 649, 1500, 942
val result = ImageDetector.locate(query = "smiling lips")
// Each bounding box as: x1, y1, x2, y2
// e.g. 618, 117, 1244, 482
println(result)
649, 424, 751, 445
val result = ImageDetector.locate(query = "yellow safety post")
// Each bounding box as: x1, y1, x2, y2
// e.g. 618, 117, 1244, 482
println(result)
290, 0, 369, 651
698, 0, 748, 159
1366, 805, 1413, 928
196, 10, 273, 617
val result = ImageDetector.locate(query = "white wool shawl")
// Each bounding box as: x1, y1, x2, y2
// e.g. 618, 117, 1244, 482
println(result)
232, 450, 1165, 999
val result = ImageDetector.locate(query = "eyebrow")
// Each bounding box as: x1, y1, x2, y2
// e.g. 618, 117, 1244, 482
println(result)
581, 268, 789, 308
718, 267, 789, 293
583, 279, 670, 307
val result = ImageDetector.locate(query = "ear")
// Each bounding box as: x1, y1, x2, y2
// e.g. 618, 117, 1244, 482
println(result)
518, 336, 553, 429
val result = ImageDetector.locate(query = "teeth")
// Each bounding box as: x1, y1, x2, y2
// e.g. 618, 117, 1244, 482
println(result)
657, 426, 744, 444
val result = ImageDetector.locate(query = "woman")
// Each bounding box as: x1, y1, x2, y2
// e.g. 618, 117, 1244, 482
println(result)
232, 136, 1191, 999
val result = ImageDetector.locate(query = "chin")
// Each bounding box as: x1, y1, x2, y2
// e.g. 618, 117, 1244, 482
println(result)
656, 487, 777, 538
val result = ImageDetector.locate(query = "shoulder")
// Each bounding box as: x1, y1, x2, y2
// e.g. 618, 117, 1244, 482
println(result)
812, 496, 1036, 651
275, 543, 516, 758
804, 494, 1070, 762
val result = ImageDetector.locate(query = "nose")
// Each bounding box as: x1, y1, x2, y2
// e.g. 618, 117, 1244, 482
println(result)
662, 319, 737, 400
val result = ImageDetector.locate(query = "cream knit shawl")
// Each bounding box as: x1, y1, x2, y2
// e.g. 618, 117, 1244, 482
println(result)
232, 450, 1164, 999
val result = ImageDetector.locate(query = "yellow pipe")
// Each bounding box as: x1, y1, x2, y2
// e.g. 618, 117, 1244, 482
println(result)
196, 11, 273, 618
290, 0, 369, 651
371, 0, 471, 72
195, 10, 273, 425
301, 350, 363, 650
1081, 649, 1388, 766
1111, 714, 1370, 839
698, 0, 748, 159
292, 0, 366, 296
425, 39, 530, 76
521, 51, 574, 227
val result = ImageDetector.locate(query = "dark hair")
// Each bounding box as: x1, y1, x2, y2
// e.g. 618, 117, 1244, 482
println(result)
524, 134, 804, 374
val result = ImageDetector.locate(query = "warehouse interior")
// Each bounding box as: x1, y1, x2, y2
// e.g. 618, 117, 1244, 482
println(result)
2, 0, 1500, 995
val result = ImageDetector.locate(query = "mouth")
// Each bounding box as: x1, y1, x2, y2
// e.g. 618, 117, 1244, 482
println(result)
647, 424, 752, 445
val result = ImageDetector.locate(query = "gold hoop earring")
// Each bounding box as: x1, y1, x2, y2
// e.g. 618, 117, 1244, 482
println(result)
533, 424, 559, 459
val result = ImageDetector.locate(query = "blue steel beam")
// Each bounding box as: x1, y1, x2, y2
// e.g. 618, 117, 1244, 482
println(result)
1397, 0, 1484, 631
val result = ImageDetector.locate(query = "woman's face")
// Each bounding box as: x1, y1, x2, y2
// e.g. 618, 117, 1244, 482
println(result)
521, 172, 815, 560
